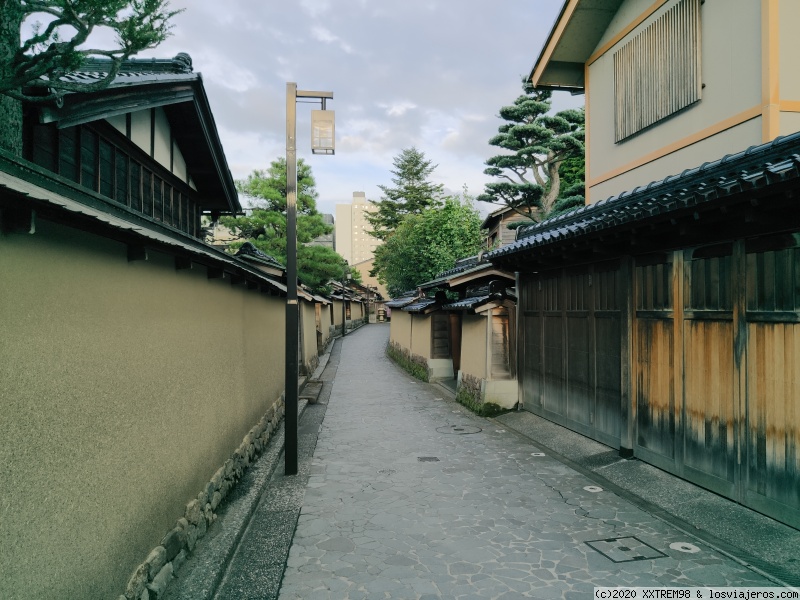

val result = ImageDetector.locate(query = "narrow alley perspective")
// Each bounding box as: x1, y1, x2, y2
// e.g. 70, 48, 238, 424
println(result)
164, 324, 800, 600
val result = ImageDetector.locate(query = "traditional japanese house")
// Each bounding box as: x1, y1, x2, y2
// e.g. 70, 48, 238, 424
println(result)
482, 205, 533, 249
1, 54, 294, 598
496, 0, 800, 529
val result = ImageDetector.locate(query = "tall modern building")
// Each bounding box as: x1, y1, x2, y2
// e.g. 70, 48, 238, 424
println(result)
334, 192, 381, 264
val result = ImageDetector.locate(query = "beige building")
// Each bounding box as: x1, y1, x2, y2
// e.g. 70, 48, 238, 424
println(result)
532, 0, 800, 203
334, 191, 381, 264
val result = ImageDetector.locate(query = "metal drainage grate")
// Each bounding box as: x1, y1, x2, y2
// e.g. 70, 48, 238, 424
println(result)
436, 425, 482, 435
418, 457, 440, 462
585, 537, 667, 563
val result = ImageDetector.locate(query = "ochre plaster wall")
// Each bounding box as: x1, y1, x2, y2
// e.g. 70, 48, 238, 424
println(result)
0, 220, 285, 599
460, 315, 489, 381
300, 300, 318, 374
409, 314, 433, 360
332, 299, 344, 327
319, 303, 332, 348
389, 310, 412, 350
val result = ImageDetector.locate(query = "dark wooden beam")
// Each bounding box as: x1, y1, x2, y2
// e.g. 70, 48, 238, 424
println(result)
0, 207, 35, 234
175, 256, 192, 270
127, 245, 148, 262
207, 266, 224, 279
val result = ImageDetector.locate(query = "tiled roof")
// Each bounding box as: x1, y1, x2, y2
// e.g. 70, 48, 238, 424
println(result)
442, 295, 490, 311
402, 298, 438, 313
385, 293, 420, 309
56, 53, 196, 87
488, 131, 800, 261
234, 242, 284, 270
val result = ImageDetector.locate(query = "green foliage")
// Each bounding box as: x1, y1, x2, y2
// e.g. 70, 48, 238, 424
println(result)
386, 341, 429, 382
220, 157, 347, 294
477, 79, 585, 223
0, 0, 182, 102
455, 388, 509, 418
366, 147, 445, 240
372, 193, 484, 298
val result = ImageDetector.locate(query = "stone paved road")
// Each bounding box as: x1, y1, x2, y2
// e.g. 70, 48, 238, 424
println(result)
278, 324, 773, 599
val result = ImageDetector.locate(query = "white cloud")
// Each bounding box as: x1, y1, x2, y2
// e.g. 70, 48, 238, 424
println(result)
379, 101, 418, 118
310, 25, 354, 54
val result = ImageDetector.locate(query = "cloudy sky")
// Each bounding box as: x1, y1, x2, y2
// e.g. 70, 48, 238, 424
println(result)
138, 1, 583, 216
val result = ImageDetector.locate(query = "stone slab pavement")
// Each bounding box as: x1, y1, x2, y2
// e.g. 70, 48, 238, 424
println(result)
276, 324, 788, 599
167, 323, 798, 600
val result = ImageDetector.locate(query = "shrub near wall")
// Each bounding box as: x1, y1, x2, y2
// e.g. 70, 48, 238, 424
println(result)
456, 373, 508, 418
386, 340, 429, 381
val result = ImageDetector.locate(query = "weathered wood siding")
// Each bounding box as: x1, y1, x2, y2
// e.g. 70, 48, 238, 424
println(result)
518, 234, 800, 527
520, 262, 622, 447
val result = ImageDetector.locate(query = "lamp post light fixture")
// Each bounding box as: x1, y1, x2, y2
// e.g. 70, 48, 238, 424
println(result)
285, 82, 334, 476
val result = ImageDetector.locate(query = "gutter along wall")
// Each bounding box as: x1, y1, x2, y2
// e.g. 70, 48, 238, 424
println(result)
0, 216, 287, 599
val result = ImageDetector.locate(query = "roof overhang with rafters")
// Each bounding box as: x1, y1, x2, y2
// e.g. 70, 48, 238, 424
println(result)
529, 0, 624, 91
31, 54, 240, 215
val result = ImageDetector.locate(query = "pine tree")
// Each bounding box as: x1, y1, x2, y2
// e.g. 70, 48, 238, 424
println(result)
219, 157, 347, 294
366, 147, 445, 240
0, 0, 180, 155
478, 80, 585, 222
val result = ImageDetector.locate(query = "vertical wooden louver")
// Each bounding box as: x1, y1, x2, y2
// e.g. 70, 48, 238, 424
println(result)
614, 0, 702, 142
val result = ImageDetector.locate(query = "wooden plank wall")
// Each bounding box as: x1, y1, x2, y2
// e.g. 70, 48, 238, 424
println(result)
520, 262, 622, 447
518, 233, 800, 527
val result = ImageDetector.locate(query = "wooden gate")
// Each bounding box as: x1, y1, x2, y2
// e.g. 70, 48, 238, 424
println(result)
520, 262, 622, 447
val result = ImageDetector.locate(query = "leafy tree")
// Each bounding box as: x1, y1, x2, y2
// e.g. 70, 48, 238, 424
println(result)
0, 0, 181, 155
220, 157, 346, 294
366, 146, 445, 240
478, 80, 585, 222
371, 194, 484, 298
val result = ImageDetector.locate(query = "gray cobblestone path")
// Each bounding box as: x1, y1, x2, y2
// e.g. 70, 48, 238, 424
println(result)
277, 324, 773, 599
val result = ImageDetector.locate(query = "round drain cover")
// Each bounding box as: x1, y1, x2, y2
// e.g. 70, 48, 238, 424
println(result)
670, 542, 700, 554
437, 425, 482, 435
584, 485, 603, 493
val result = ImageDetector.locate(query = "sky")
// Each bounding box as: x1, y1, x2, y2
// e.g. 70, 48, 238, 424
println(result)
134, 1, 584, 217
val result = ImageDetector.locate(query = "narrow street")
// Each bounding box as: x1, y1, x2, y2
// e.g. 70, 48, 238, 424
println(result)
168, 323, 797, 600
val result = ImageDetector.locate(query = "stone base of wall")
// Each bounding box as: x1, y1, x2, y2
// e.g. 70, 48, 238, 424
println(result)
117, 399, 285, 600
456, 373, 517, 416
386, 340, 429, 382
426, 358, 454, 382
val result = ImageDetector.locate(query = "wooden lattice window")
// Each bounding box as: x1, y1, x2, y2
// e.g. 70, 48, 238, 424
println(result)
614, 0, 702, 142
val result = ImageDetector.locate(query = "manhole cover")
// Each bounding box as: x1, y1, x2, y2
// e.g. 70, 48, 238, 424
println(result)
418, 457, 440, 462
585, 537, 667, 563
584, 485, 604, 493
436, 425, 482, 435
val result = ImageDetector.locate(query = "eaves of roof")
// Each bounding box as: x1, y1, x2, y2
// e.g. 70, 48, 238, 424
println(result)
0, 151, 281, 295
488, 132, 800, 267
402, 298, 439, 314
529, 0, 624, 91
33, 54, 240, 215
385, 295, 420, 309
442, 295, 491, 312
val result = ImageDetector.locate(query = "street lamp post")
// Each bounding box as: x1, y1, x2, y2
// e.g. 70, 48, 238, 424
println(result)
285, 82, 334, 476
